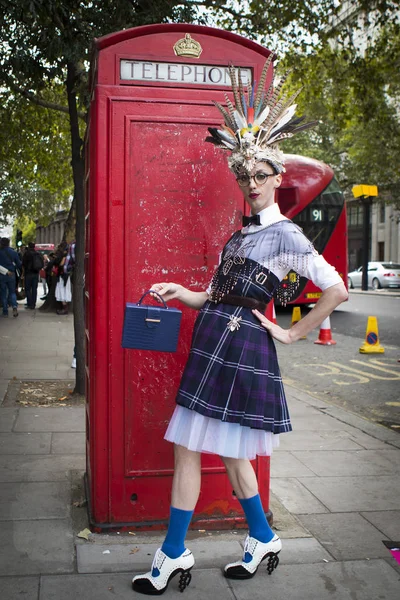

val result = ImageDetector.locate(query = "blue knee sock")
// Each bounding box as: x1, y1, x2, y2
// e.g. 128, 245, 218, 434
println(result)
239, 494, 274, 543
161, 506, 194, 559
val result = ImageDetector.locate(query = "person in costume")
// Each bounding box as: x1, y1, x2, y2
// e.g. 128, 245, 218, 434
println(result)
132, 56, 348, 595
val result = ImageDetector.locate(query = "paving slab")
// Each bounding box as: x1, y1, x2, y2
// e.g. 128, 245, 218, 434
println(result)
322, 404, 400, 446
3, 370, 73, 380
0, 519, 74, 576
271, 478, 329, 514
278, 430, 363, 451
76, 539, 244, 573
0, 454, 85, 482
40, 569, 234, 600
14, 407, 85, 432
0, 407, 18, 431
0, 481, 70, 520
0, 432, 51, 454
0, 576, 40, 600
361, 511, 400, 539
0, 379, 9, 403
229, 559, 400, 600
270, 451, 316, 478
278, 537, 334, 564
344, 428, 392, 450
290, 413, 355, 431
298, 475, 400, 512
297, 513, 390, 560
293, 449, 400, 477
51, 432, 85, 454
269, 492, 311, 538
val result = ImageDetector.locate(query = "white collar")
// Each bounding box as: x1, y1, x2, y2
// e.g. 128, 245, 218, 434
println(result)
241, 203, 288, 234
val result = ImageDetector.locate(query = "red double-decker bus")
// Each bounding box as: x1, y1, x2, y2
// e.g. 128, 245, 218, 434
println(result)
276, 154, 348, 305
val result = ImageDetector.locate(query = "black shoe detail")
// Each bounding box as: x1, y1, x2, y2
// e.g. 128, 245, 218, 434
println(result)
132, 567, 193, 596
266, 553, 279, 574
178, 569, 192, 592
224, 551, 280, 580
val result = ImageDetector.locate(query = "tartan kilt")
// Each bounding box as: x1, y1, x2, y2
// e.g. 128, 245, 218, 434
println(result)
175, 301, 292, 434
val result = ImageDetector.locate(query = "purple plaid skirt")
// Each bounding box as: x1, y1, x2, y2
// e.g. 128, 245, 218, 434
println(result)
174, 301, 292, 435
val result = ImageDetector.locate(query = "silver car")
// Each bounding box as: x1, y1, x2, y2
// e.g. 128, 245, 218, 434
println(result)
348, 262, 400, 289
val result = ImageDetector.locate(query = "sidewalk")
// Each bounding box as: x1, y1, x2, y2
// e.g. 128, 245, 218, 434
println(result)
0, 304, 399, 599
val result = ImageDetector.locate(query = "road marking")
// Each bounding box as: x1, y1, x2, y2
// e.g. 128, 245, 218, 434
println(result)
329, 362, 400, 381
294, 363, 369, 385
350, 360, 400, 376
385, 402, 400, 407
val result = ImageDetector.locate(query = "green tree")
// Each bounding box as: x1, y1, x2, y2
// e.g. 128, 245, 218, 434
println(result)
0, 85, 73, 226
280, 21, 400, 194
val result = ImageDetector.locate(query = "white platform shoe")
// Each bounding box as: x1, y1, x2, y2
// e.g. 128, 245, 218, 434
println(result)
224, 534, 282, 579
132, 547, 194, 595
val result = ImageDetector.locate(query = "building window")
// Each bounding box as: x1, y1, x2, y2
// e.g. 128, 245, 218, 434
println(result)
379, 203, 385, 223
378, 241, 384, 261
348, 204, 363, 226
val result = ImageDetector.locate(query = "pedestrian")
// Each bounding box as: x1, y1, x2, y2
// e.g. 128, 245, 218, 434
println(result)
40, 254, 49, 299
22, 242, 44, 310
0, 237, 22, 318
54, 242, 72, 315
132, 60, 348, 595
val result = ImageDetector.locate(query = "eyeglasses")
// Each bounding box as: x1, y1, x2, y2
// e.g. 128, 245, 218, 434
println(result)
236, 172, 275, 187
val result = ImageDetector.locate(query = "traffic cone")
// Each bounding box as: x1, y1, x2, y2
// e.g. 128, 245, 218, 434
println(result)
272, 302, 277, 325
314, 316, 336, 345
359, 316, 384, 354
291, 306, 307, 339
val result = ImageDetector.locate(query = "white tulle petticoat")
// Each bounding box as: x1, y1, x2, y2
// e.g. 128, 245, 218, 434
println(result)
164, 405, 280, 460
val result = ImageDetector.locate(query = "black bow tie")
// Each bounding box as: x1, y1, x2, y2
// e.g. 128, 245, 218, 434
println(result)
242, 214, 261, 227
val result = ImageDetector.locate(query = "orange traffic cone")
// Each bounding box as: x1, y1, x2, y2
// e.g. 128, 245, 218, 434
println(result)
314, 316, 336, 345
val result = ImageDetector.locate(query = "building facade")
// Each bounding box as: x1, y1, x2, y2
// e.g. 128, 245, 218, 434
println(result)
35, 210, 68, 246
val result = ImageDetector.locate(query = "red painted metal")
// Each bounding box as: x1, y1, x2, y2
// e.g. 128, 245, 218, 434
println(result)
85, 24, 274, 530
276, 154, 348, 304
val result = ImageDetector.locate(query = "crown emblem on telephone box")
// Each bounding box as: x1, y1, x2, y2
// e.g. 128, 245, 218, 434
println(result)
173, 33, 203, 58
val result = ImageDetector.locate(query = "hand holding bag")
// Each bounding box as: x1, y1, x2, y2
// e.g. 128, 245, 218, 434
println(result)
122, 290, 182, 352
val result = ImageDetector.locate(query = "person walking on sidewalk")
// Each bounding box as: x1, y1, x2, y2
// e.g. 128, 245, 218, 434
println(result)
0, 237, 21, 318
132, 58, 348, 595
22, 242, 44, 310
54, 243, 72, 315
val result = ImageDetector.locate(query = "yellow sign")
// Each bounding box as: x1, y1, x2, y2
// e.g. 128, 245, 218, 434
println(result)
305, 292, 322, 299
352, 184, 378, 198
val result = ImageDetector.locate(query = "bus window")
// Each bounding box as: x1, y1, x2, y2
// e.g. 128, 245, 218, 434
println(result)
291, 177, 344, 254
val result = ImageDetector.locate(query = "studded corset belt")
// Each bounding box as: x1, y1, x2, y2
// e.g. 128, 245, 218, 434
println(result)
219, 294, 267, 313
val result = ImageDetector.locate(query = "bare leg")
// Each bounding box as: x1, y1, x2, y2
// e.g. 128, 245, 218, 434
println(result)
221, 455, 281, 579
221, 456, 259, 499
171, 444, 202, 510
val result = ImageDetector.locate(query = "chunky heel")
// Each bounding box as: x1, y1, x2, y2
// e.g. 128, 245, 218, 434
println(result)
178, 568, 192, 592
266, 552, 279, 574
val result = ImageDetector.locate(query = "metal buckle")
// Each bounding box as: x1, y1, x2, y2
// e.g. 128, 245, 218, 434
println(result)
256, 272, 268, 285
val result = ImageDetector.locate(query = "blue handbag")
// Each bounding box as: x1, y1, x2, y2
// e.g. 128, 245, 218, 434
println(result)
122, 290, 182, 352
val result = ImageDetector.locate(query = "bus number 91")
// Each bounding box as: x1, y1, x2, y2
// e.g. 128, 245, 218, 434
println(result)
312, 209, 323, 221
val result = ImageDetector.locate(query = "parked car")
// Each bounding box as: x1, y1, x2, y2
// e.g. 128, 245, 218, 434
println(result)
348, 262, 400, 289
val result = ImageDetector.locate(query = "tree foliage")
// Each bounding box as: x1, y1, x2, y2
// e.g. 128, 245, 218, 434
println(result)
0, 85, 72, 225
281, 19, 400, 195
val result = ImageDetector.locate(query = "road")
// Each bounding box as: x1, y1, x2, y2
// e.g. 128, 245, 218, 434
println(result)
275, 291, 400, 432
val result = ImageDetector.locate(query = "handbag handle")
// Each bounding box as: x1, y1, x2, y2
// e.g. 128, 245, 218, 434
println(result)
137, 290, 168, 309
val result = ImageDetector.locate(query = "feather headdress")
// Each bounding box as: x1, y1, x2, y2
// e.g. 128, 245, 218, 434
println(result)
205, 55, 317, 174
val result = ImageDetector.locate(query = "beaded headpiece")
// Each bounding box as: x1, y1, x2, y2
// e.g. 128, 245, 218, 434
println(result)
205, 54, 317, 174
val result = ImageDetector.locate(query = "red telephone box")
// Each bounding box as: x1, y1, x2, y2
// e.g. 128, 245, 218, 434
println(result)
85, 23, 275, 529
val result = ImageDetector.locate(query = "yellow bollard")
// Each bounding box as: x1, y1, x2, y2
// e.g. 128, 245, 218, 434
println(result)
291, 306, 307, 339
359, 316, 385, 354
